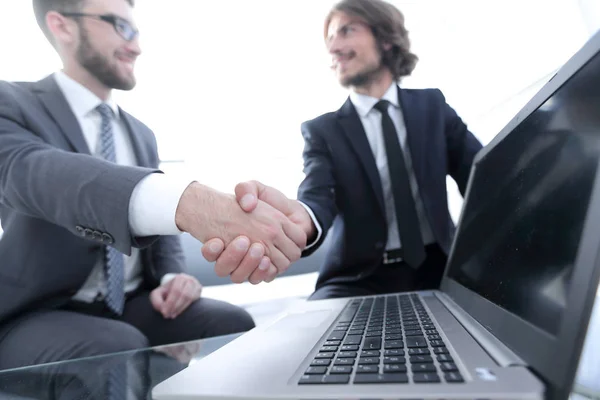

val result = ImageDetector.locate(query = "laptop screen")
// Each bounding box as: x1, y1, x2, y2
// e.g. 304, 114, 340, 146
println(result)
445, 50, 600, 337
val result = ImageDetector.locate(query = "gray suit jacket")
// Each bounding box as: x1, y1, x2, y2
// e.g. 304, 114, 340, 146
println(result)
0, 75, 186, 324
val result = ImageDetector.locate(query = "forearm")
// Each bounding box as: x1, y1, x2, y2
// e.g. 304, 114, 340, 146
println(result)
0, 140, 156, 254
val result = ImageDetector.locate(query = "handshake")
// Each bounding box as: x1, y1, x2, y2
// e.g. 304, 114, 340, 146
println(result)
175, 180, 317, 285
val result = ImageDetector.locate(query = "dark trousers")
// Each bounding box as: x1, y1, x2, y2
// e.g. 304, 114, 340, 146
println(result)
309, 243, 447, 300
0, 290, 255, 399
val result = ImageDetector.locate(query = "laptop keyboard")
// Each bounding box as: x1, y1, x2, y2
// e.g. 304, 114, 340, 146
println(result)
298, 293, 464, 385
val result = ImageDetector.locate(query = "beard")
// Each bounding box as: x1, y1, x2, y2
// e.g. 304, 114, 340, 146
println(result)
340, 64, 382, 88
76, 26, 136, 91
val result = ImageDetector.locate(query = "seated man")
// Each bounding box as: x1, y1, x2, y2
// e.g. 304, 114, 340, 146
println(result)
203, 0, 482, 300
0, 0, 307, 374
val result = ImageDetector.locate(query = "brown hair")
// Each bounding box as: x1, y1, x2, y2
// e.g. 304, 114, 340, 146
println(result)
324, 0, 418, 80
32, 0, 135, 45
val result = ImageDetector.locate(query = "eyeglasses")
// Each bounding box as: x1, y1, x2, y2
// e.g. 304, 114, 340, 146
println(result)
60, 12, 139, 41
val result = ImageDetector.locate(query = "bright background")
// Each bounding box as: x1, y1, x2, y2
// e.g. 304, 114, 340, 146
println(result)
0, 0, 599, 225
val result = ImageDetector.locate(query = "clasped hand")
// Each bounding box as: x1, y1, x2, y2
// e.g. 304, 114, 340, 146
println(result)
176, 181, 312, 285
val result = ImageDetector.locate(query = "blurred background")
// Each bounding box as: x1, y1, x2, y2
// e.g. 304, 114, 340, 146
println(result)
1, 0, 598, 224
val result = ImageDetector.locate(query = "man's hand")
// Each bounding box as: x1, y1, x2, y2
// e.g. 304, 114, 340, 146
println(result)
150, 273, 203, 319
175, 182, 307, 274
202, 181, 316, 284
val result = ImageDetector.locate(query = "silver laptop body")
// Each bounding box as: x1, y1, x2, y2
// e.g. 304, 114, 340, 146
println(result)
154, 29, 600, 400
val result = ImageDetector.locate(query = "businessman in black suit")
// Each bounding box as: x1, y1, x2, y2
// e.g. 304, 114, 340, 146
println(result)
203, 0, 483, 300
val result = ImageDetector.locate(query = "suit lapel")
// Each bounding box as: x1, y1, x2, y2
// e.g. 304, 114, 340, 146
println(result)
34, 76, 90, 154
120, 111, 151, 167
397, 87, 427, 190
337, 98, 385, 215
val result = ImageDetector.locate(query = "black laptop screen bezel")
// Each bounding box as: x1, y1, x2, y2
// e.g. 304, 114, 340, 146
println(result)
440, 30, 600, 400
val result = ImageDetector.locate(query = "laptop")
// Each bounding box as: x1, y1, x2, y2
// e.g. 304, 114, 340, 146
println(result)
154, 29, 600, 400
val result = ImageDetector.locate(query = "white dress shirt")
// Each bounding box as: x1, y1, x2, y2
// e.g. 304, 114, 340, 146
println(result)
306, 83, 434, 251
54, 71, 189, 301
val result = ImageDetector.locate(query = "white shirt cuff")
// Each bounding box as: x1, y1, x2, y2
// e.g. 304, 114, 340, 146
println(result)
298, 201, 323, 250
129, 173, 195, 237
161, 273, 178, 286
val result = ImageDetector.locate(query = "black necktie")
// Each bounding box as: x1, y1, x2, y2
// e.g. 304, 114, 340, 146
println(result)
374, 100, 426, 268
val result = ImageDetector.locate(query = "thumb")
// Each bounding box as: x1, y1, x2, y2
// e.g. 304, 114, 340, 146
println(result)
235, 181, 262, 212
150, 286, 167, 313
201, 239, 225, 262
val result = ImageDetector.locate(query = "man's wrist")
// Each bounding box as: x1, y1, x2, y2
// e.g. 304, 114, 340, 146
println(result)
175, 182, 204, 233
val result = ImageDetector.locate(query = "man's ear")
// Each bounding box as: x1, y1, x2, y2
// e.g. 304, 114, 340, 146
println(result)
46, 11, 78, 47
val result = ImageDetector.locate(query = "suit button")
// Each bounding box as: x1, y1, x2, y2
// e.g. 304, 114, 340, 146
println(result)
92, 231, 102, 241
84, 228, 94, 238
75, 225, 85, 236
102, 233, 114, 244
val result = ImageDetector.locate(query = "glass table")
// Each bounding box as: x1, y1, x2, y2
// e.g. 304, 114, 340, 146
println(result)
0, 333, 242, 400
0, 297, 598, 400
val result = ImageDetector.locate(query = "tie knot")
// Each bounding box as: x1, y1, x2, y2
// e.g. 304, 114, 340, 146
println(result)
373, 100, 390, 114
96, 103, 113, 120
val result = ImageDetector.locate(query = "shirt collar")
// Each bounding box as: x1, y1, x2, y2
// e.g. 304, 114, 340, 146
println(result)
349, 83, 399, 117
53, 71, 119, 119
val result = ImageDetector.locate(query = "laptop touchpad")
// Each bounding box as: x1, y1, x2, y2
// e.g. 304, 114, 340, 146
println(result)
267, 310, 332, 331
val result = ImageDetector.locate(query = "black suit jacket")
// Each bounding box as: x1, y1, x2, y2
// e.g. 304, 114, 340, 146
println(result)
0, 75, 185, 324
298, 87, 483, 289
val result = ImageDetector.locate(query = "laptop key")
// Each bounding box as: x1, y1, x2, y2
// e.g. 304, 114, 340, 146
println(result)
408, 348, 429, 355
305, 367, 327, 375
433, 347, 449, 354
437, 354, 453, 362
328, 332, 345, 341
311, 359, 331, 366
428, 335, 442, 340
445, 372, 464, 383
338, 351, 357, 358
412, 363, 437, 373
384, 334, 402, 340
324, 341, 341, 346
361, 350, 380, 357
343, 335, 362, 345
315, 352, 335, 359
429, 340, 445, 347
365, 331, 383, 337
357, 365, 379, 373
358, 357, 380, 365
405, 337, 428, 348
348, 330, 363, 336
384, 349, 405, 356
354, 373, 409, 384
330, 366, 353, 374
341, 345, 359, 351
323, 374, 350, 384
440, 362, 458, 372
409, 355, 433, 363
334, 358, 355, 366
405, 330, 424, 336
320, 346, 338, 352
299, 375, 323, 384
364, 337, 381, 350
413, 372, 441, 383
383, 356, 405, 364
383, 364, 407, 373
384, 340, 404, 349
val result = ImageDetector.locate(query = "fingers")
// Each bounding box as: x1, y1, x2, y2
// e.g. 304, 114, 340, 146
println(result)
212, 236, 250, 277
201, 238, 225, 262
235, 181, 262, 212
162, 279, 186, 319
150, 286, 166, 312
231, 249, 271, 284
248, 257, 272, 284
281, 217, 308, 250
170, 279, 193, 318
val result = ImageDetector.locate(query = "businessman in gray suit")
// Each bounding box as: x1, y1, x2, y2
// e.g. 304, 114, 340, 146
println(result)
0, 0, 307, 381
